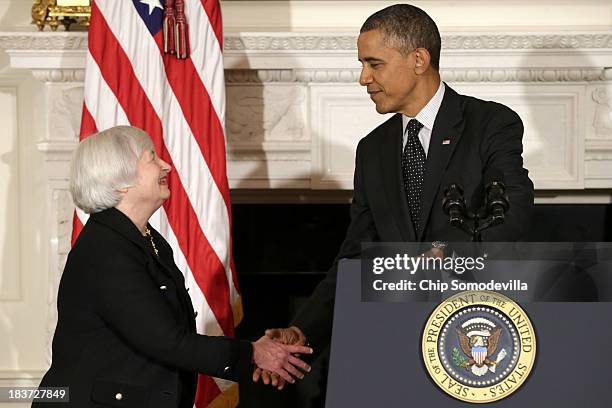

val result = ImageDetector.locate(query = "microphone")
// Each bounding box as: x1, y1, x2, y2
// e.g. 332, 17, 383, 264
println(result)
442, 183, 466, 227
484, 168, 509, 225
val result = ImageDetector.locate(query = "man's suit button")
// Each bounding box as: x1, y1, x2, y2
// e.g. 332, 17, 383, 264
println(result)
160, 285, 167, 290
115, 393, 123, 401
223, 366, 231, 373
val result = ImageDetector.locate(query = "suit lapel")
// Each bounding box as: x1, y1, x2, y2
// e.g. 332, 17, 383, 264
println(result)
91, 209, 194, 323
380, 114, 417, 241
418, 85, 465, 240
90, 208, 150, 252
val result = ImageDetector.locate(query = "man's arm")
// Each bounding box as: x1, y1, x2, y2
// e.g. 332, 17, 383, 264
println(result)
291, 138, 379, 353
479, 106, 534, 242
253, 139, 379, 389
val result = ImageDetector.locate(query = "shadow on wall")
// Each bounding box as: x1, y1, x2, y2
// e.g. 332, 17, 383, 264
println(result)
519, 48, 591, 187
518, 47, 612, 240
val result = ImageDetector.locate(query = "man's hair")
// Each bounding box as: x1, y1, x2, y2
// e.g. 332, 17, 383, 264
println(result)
360, 4, 441, 70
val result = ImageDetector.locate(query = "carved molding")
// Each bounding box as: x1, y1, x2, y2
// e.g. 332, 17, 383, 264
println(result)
224, 35, 356, 51
1, 32, 611, 52
32, 69, 85, 82
223, 33, 612, 51
20, 67, 612, 85
442, 34, 612, 50
585, 140, 612, 160
226, 85, 307, 142
585, 155, 612, 161
0, 32, 87, 50
225, 70, 360, 83
225, 68, 609, 83
443, 68, 607, 83
46, 84, 84, 142
591, 87, 612, 138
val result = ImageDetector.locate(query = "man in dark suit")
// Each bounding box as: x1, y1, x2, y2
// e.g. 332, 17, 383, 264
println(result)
254, 4, 534, 386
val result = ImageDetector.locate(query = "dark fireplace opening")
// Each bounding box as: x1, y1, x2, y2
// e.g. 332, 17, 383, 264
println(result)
233, 202, 612, 407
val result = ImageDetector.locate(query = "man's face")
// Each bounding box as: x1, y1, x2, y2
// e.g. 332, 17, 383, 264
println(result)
358, 29, 418, 114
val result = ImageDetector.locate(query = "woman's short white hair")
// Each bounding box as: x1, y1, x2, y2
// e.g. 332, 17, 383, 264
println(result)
70, 126, 154, 213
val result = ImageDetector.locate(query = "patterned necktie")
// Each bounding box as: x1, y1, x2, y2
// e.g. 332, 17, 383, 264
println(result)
401, 119, 426, 233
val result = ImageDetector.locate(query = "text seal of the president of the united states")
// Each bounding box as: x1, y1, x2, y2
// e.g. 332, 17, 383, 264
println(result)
422, 291, 536, 403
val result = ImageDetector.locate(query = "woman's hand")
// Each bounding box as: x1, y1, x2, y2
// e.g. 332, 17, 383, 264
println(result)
252, 326, 308, 389
251, 336, 312, 383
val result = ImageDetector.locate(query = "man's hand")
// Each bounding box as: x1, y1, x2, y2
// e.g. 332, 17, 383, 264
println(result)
265, 326, 307, 346
251, 335, 312, 384
253, 326, 308, 390
422, 247, 444, 259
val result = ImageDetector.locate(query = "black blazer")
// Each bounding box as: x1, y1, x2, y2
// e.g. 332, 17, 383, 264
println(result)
35, 208, 252, 408
293, 84, 534, 353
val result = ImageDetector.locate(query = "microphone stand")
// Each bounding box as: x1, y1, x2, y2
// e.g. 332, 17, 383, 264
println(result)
442, 181, 509, 242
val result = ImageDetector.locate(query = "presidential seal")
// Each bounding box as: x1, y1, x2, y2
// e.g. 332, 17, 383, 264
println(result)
421, 291, 536, 403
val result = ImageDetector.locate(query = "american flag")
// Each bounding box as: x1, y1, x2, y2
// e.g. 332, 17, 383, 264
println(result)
72, 1, 242, 406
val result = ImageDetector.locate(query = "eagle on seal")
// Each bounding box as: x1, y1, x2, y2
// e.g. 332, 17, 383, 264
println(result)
456, 326, 505, 376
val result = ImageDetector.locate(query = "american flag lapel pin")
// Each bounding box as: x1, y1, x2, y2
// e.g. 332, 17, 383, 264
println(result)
442, 139, 451, 145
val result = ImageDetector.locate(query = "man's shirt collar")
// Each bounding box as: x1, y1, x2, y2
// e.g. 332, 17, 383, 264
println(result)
402, 81, 445, 133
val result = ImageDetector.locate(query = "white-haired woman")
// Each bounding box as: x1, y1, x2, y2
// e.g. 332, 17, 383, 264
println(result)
34, 126, 311, 408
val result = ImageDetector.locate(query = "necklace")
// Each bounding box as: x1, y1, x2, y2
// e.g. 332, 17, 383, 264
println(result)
144, 227, 159, 257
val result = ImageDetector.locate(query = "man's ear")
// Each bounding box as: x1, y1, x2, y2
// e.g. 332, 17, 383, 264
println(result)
414, 48, 432, 74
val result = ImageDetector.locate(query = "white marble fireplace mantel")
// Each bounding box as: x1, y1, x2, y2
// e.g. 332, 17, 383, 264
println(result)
1, 30, 612, 195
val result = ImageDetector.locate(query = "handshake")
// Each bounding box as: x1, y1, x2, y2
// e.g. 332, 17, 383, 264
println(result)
251, 326, 308, 390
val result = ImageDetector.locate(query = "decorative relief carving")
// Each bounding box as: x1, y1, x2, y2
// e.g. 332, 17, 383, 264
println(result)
47, 84, 84, 142
226, 85, 306, 142
225, 70, 297, 83
442, 34, 612, 50
3, 33, 609, 52
225, 68, 607, 84
225, 69, 359, 83
224, 35, 356, 51
0, 33, 87, 50
592, 88, 612, 138
32, 69, 85, 83
442, 68, 606, 83
223, 34, 612, 51
20, 67, 611, 86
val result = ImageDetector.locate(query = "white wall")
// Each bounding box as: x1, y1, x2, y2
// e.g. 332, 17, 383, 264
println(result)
221, 0, 612, 32
0, 0, 50, 400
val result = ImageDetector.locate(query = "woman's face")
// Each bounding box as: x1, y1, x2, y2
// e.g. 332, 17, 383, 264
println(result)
128, 148, 171, 208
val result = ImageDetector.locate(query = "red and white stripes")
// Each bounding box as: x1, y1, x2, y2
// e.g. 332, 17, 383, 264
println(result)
73, 1, 241, 406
